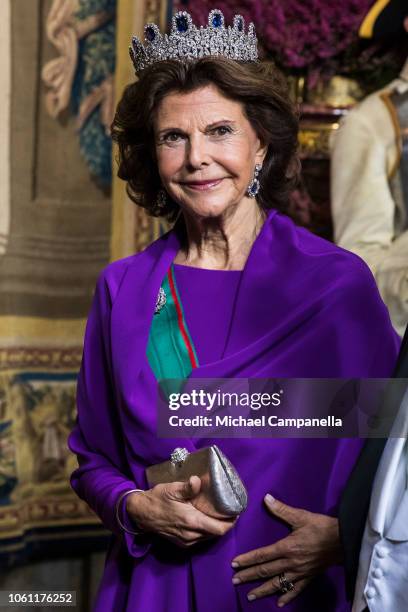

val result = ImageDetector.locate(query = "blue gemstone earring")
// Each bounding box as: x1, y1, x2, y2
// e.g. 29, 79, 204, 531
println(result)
247, 164, 262, 198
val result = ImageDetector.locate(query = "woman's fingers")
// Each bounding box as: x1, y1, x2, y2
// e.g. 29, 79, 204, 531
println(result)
264, 495, 309, 529
162, 517, 226, 547
184, 508, 237, 536
169, 511, 236, 544
157, 503, 236, 544
146, 479, 238, 543
232, 538, 289, 568
232, 559, 290, 583
244, 571, 301, 602
276, 577, 311, 607
165, 476, 201, 502
231, 513, 342, 576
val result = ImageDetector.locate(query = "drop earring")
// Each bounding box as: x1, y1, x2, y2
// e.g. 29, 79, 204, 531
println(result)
246, 163, 262, 198
247, 164, 262, 198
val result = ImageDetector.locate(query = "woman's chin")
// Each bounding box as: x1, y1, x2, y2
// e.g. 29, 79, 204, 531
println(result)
181, 195, 239, 219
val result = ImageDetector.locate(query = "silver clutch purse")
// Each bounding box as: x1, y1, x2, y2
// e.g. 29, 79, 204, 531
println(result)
146, 445, 248, 519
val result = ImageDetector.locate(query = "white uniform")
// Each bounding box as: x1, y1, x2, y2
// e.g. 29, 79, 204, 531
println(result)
331, 60, 408, 338
352, 391, 408, 612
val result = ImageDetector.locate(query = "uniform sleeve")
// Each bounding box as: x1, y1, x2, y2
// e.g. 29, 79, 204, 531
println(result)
67, 269, 152, 558
330, 100, 408, 337
374, 231, 408, 338
330, 101, 396, 252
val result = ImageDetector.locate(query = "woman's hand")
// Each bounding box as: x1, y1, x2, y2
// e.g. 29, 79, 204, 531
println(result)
126, 475, 237, 548
231, 494, 343, 606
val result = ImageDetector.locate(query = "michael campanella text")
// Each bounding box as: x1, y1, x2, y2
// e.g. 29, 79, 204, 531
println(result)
168, 415, 343, 428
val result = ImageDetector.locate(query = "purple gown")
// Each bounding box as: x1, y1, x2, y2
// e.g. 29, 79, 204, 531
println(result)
172, 263, 242, 364
67, 209, 401, 611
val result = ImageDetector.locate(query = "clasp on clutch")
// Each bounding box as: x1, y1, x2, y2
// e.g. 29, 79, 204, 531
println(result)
171, 447, 189, 465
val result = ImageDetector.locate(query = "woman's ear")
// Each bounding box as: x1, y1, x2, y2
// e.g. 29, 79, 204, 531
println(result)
254, 133, 268, 165
256, 142, 268, 167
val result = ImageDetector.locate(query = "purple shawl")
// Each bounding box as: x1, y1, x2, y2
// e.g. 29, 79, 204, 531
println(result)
68, 209, 400, 611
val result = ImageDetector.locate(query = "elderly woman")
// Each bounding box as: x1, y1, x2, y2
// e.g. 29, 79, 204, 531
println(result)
67, 9, 400, 612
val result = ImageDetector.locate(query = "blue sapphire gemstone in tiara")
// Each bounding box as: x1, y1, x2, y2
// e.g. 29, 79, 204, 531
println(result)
176, 15, 188, 32
130, 10, 258, 75
212, 13, 222, 28
145, 26, 156, 42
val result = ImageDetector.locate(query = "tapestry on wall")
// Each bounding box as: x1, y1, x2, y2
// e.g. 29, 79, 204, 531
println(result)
42, 0, 116, 186
0, 0, 118, 569
0, 357, 110, 569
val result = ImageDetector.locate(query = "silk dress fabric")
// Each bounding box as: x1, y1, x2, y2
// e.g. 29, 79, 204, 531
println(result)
172, 263, 242, 364
67, 209, 401, 611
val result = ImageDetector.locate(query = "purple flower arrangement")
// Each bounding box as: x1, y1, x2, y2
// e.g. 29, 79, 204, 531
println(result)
174, 0, 401, 91
262, 1, 373, 68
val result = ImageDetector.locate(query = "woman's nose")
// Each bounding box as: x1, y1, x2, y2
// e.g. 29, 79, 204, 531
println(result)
185, 134, 211, 169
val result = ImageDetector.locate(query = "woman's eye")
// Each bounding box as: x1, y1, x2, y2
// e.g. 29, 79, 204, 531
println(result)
163, 132, 183, 142
212, 126, 232, 136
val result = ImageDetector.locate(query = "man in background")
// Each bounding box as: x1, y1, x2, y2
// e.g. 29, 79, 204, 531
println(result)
339, 322, 408, 612
331, 0, 408, 337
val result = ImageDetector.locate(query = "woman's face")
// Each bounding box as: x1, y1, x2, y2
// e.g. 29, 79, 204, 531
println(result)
153, 84, 266, 219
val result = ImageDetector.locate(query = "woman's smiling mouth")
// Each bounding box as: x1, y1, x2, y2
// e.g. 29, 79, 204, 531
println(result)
180, 178, 224, 191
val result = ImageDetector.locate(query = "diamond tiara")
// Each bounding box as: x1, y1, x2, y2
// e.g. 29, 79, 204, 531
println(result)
129, 9, 258, 75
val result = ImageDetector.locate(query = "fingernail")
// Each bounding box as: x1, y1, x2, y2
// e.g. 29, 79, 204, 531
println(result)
232, 577, 241, 584
231, 561, 239, 568
247, 594, 256, 601
265, 493, 275, 504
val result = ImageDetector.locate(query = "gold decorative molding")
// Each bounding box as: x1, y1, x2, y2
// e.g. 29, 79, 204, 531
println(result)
298, 123, 340, 158
145, 0, 168, 27
307, 76, 363, 107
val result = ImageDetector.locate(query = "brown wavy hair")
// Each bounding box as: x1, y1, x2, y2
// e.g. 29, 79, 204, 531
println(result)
111, 56, 300, 222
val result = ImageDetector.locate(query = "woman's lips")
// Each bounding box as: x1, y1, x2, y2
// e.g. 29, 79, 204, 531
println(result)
181, 178, 223, 191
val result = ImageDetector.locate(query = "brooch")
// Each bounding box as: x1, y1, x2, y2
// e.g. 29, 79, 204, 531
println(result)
154, 287, 166, 314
